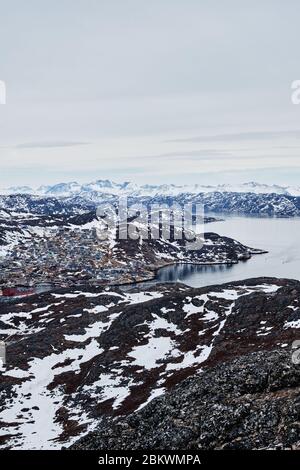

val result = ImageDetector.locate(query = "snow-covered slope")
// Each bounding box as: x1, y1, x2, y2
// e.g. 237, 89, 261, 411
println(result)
1, 188, 300, 220
1, 278, 294, 449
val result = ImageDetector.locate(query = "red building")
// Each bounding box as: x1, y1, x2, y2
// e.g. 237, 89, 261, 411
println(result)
1, 287, 35, 297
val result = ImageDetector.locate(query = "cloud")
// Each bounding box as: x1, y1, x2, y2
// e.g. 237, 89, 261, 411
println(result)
167, 130, 300, 144
151, 149, 232, 159
14, 141, 90, 149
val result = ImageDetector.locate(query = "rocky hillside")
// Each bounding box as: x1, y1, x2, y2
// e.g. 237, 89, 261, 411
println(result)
72, 349, 300, 450
0, 277, 299, 449
1, 188, 300, 218
134, 191, 300, 217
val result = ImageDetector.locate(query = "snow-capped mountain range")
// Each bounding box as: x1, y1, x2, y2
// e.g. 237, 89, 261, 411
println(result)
1, 185, 300, 218
2, 180, 300, 198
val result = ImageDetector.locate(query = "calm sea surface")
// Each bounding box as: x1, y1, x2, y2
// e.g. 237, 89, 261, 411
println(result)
156, 215, 300, 288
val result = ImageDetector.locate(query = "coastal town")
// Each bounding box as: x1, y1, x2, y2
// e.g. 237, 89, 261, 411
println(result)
0, 225, 154, 296
0, 212, 264, 300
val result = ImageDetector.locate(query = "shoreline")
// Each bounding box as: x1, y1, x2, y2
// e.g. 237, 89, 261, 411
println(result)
0, 248, 268, 300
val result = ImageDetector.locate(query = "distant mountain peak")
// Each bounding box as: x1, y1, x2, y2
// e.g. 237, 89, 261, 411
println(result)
2, 180, 300, 198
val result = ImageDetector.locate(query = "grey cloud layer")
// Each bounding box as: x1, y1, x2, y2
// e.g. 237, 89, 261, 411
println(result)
0, 1, 300, 185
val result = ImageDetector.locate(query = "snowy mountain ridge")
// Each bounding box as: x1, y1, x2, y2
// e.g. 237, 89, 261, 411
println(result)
2, 180, 300, 198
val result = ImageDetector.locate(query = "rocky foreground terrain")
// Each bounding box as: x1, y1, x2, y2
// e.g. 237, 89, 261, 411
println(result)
0, 277, 300, 449
72, 349, 300, 450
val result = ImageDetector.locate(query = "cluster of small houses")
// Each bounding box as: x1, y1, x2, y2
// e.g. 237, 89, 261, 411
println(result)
0, 226, 149, 298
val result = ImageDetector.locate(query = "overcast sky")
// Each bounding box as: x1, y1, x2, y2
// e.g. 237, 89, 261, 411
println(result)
1, 0, 300, 187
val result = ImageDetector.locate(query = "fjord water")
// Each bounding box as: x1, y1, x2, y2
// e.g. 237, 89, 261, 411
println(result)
156, 215, 300, 288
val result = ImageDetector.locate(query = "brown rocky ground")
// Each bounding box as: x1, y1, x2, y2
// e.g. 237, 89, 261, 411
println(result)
0, 277, 299, 449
